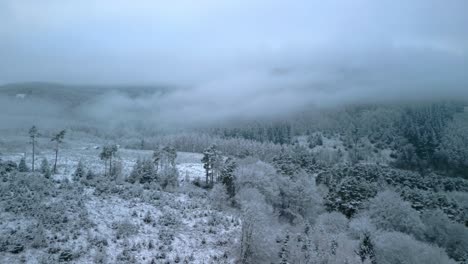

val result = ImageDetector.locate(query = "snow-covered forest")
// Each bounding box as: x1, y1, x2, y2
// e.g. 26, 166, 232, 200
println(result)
1, 95, 467, 263
1, 1, 468, 263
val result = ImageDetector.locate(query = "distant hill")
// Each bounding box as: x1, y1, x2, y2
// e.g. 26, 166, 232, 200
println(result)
0, 82, 173, 108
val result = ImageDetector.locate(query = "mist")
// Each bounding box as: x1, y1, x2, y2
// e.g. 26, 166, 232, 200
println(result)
1, 0, 468, 128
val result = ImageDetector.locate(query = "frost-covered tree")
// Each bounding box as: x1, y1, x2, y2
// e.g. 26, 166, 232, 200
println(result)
131, 159, 157, 184
272, 150, 299, 177
221, 157, 237, 198
127, 159, 142, 184
238, 188, 277, 264
159, 166, 179, 190
422, 210, 468, 262
40, 158, 51, 178
18, 157, 29, 172
308, 133, 323, 149
51, 129, 65, 174
365, 190, 425, 238
373, 231, 455, 264
110, 160, 123, 180
436, 114, 468, 177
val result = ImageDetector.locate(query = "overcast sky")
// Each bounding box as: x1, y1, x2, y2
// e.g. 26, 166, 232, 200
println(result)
1, 0, 467, 126
1, 0, 467, 85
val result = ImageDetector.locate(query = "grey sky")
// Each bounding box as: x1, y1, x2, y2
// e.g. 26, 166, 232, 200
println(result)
1, 0, 467, 85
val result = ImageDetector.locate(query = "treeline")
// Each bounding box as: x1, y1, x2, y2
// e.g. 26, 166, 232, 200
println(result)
201, 101, 468, 178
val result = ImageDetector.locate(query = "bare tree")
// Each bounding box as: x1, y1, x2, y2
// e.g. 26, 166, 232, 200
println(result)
28, 126, 39, 172
51, 130, 66, 174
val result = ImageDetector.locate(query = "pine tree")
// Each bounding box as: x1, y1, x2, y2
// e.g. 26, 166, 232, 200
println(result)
40, 158, 51, 178
202, 145, 222, 187
100, 145, 118, 176
51, 130, 65, 174
18, 157, 29, 172
155, 146, 178, 173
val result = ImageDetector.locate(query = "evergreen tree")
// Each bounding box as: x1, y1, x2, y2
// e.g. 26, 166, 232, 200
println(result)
324, 176, 378, 217
273, 151, 299, 177
139, 159, 157, 184
18, 157, 29, 172
40, 158, 51, 178
221, 157, 237, 198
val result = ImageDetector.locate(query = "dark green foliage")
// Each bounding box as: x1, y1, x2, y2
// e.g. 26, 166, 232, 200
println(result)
318, 163, 468, 220
272, 151, 300, 177
324, 176, 378, 217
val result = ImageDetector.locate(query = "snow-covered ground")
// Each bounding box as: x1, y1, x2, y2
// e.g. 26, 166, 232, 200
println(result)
0, 142, 240, 263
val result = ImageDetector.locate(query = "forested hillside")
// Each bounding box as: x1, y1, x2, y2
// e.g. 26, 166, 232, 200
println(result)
1, 99, 467, 263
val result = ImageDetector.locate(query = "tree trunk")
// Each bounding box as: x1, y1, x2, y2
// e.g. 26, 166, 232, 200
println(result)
53, 146, 58, 174
104, 160, 107, 176
109, 155, 112, 176
32, 138, 35, 172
